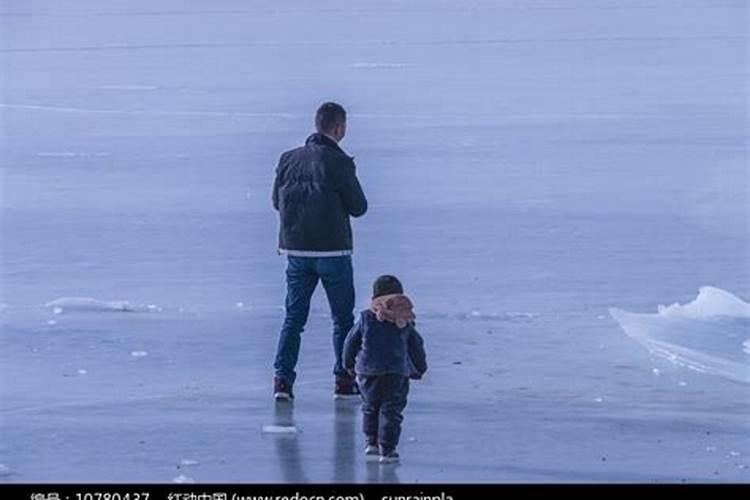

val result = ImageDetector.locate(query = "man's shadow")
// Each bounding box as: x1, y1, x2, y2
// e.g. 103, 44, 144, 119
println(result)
333, 400, 357, 482
272, 402, 307, 483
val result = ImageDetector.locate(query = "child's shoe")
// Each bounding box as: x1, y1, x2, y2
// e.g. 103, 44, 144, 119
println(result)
379, 448, 400, 464
364, 443, 379, 462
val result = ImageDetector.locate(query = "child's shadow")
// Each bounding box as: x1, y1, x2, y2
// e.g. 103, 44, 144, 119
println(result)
366, 462, 401, 484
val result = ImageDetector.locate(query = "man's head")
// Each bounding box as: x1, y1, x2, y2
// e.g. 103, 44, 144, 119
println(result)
372, 274, 404, 299
315, 102, 347, 142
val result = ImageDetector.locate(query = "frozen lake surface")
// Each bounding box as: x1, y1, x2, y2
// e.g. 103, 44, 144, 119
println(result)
1, 0, 748, 483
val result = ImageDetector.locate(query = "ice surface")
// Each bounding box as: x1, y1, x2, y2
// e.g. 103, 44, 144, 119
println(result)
610, 288, 750, 384
1, 0, 748, 484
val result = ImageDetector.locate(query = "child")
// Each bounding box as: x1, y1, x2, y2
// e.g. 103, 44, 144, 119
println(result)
343, 275, 427, 464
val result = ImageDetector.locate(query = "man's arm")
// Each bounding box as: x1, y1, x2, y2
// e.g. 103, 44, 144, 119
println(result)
272, 154, 286, 211
338, 159, 367, 217
342, 318, 363, 375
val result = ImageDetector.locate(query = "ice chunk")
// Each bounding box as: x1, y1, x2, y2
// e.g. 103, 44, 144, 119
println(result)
656, 287, 750, 319
610, 287, 750, 384
262, 425, 298, 434
46, 297, 160, 313
46, 297, 134, 313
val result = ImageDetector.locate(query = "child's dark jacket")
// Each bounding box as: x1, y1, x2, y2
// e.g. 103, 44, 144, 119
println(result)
343, 303, 427, 379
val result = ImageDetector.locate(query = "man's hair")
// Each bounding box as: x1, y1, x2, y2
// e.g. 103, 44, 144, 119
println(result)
372, 275, 404, 298
315, 102, 346, 133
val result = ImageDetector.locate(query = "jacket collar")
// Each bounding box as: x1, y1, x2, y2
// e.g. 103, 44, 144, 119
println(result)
305, 132, 344, 153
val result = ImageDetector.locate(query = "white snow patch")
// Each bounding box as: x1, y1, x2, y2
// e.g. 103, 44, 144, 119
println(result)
172, 474, 194, 484
180, 459, 200, 466
610, 287, 750, 384
37, 152, 111, 158
0, 464, 10, 476
461, 311, 539, 321
235, 302, 244, 308
77, 369, 88, 375
47, 320, 57, 326
594, 397, 604, 403
262, 425, 298, 434
97, 85, 159, 90
131, 351, 148, 358
2, 102, 295, 119
678, 381, 688, 387
652, 368, 661, 376
46, 297, 160, 313
352, 62, 411, 69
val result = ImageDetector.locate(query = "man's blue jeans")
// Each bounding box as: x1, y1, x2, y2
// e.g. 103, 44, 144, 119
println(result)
273, 255, 355, 386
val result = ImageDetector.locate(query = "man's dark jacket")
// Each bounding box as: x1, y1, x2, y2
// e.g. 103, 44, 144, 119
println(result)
273, 133, 367, 252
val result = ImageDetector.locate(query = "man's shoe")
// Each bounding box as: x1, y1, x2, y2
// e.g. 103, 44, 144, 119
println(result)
333, 376, 360, 400
273, 377, 294, 401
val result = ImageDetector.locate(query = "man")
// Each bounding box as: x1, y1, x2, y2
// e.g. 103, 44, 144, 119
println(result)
272, 102, 368, 401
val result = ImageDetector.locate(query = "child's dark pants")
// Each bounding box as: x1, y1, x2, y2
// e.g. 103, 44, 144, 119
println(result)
357, 374, 409, 451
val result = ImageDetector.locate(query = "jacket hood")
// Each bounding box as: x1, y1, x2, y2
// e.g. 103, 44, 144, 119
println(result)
370, 294, 416, 328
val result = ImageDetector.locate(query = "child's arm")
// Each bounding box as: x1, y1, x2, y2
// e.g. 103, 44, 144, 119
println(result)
407, 327, 427, 379
342, 318, 363, 376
